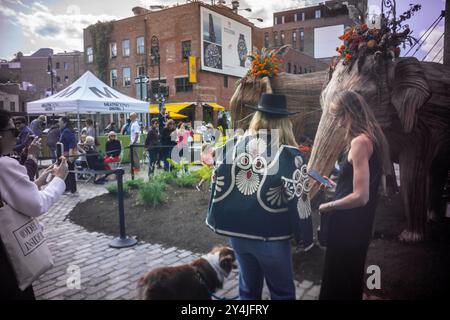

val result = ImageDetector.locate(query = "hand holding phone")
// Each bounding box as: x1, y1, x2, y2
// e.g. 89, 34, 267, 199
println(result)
308, 169, 332, 188
56, 142, 64, 164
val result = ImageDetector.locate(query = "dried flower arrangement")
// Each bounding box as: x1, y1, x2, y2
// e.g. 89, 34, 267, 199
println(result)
336, 2, 421, 66
246, 47, 282, 79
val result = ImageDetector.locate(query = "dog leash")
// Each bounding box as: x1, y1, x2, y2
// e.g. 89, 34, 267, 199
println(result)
195, 271, 239, 300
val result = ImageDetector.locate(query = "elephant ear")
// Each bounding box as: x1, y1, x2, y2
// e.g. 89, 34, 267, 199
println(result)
391, 57, 431, 133
260, 76, 273, 94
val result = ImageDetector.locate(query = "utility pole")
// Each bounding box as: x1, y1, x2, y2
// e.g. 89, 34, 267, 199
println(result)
444, 0, 449, 65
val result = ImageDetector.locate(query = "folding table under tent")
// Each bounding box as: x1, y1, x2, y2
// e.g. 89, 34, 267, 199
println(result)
26, 70, 149, 133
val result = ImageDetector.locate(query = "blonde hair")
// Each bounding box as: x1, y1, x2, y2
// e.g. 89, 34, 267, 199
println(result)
329, 90, 391, 175
248, 111, 298, 147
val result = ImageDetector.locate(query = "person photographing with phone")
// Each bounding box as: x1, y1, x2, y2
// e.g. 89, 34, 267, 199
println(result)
315, 90, 391, 300
0, 110, 69, 299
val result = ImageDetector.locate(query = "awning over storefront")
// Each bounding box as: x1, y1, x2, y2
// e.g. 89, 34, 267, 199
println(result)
149, 102, 196, 114
203, 103, 225, 111
168, 111, 188, 119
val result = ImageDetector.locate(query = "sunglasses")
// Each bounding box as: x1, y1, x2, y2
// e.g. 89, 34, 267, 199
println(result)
0, 127, 20, 138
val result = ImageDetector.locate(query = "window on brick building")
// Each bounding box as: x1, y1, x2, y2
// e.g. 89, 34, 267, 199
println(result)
110, 69, 117, 87
315, 9, 321, 19
293, 65, 297, 74
150, 46, 159, 66
264, 33, 269, 48
0, 101, 4, 110
122, 39, 130, 57
175, 77, 193, 93
64, 76, 69, 83
292, 31, 297, 49
182, 41, 191, 60
110, 42, 117, 58
274, 17, 278, 25
224, 75, 228, 88
287, 62, 291, 73
123, 67, 131, 87
64, 62, 69, 70
151, 79, 168, 96
10, 101, 15, 112
299, 28, 305, 52
87, 47, 93, 63
137, 65, 145, 77
281, 16, 285, 24
280, 31, 285, 45
273, 32, 278, 47
137, 36, 145, 55
55, 62, 60, 69
301, 12, 305, 21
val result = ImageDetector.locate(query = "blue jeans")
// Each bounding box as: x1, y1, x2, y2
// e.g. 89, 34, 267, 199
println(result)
229, 237, 296, 300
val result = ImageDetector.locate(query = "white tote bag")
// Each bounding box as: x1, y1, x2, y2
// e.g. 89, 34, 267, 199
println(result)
0, 192, 54, 291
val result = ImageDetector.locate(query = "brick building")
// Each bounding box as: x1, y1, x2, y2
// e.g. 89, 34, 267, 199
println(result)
20, 49, 85, 101
0, 49, 85, 115
83, 1, 263, 127
263, 0, 364, 65
0, 85, 20, 113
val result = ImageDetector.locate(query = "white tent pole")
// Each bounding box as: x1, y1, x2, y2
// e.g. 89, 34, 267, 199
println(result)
77, 107, 81, 140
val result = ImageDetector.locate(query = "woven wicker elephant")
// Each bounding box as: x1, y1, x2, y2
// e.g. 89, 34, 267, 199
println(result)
307, 55, 450, 242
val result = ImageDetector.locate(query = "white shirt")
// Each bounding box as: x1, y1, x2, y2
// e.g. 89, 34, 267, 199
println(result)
130, 120, 141, 144
0, 156, 65, 217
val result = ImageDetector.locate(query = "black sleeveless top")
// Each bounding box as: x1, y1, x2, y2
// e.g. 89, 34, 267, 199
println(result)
328, 147, 381, 245
334, 149, 381, 207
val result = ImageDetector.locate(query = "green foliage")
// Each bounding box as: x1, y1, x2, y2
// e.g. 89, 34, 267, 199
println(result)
138, 179, 166, 207
88, 21, 114, 81
167, 158, 192, 173
106, 182, 129, 195
174, 171, 200, 187
152, 171, 176, 185
196, 165, 213, 181
124, 178, 145, 190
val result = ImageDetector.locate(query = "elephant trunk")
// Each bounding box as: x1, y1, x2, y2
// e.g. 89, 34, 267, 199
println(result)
307, 109, 346, 199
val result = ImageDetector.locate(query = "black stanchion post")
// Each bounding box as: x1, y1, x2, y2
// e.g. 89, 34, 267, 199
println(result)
130, 144, 135, 181
109, 168, 137, 249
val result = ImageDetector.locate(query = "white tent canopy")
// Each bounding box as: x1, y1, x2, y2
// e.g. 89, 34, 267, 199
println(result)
27, 70, 148, 114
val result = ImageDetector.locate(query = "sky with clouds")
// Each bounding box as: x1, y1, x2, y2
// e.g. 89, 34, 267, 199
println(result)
0, 0, 446, 62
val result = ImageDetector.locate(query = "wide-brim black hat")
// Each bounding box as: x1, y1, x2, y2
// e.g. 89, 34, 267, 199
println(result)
246, 93, 299, 116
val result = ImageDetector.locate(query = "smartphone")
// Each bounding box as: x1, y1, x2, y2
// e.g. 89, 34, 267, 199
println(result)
27, 134, 36, 146
56, 142, 64, 164
308, 169, 331, 188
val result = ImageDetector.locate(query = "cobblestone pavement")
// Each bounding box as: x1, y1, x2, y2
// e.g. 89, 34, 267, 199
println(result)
34, 177, 320, 300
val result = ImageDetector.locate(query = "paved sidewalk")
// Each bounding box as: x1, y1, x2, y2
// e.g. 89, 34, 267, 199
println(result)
34, 181, 320, 300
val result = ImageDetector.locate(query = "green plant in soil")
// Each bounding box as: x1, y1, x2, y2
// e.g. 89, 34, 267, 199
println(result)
106, 182, 129, 195
124, 178, 145, 190
174, 171, 200, 188
152, 171, 176, 185
138, 179, 167, 207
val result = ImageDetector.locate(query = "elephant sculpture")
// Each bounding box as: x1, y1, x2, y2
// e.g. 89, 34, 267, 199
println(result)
307, 54, 450, 242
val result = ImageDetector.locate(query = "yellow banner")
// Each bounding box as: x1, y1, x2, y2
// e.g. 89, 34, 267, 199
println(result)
189, 56, 197, 83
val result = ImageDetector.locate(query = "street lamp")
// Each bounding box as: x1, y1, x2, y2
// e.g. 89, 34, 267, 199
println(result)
47, 55, 54, 95
150, 35, 164, 112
